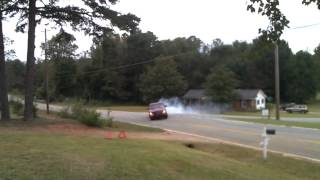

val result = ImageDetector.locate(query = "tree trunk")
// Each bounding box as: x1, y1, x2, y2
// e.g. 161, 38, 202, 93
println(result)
0, 12, 10, 120
24, 0, 37, 121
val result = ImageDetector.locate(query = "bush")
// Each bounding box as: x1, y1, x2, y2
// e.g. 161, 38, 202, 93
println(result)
57, 107, 73, 119
10, 100, 24, 116
56, 104, 107, 128
69, 104, 106, 128
78, 110, 105, 127
9, 100, 37, 118
105, 117, 114, 128
33, 104, 38, 118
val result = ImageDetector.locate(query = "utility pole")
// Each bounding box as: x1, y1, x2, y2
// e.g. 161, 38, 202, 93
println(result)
45, 28, 50, 114
274, 43, 280, 120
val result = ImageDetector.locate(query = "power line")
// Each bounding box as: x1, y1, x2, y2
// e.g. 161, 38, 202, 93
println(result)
289, 22, 320, 30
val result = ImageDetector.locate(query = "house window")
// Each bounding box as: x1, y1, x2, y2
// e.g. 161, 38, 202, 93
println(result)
261, 99, 265, 104
257, 100, 260, 105
241, 100, 247, 108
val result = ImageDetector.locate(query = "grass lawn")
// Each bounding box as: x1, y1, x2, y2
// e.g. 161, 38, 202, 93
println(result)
308, 102, 320, 113
224, 111, 320, 118
227, 117, 320, 129
51, 101, 147, 112
0, 131, 320, 179
50, 99, 147, 113
98, 105, 147, 112
0, 115, 320, 179
108, 121, 162, 132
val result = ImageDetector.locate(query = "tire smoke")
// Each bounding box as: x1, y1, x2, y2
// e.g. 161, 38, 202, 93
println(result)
159, 97, 230, 114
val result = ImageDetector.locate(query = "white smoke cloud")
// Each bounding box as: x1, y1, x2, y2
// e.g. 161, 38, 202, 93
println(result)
159, 97, 231, 114
159, 97, 197, 114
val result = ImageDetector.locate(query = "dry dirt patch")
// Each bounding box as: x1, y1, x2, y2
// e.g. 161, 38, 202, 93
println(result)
44, 123, 211, 142
1, 112, 211, 143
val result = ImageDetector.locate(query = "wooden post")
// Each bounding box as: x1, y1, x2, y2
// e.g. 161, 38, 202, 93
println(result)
275, 43, 280, 120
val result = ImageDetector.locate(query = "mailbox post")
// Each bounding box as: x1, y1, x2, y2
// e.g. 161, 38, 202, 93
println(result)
260, 127, 276, 160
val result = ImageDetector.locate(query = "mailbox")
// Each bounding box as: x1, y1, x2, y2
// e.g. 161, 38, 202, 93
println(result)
266, 129, 276, 135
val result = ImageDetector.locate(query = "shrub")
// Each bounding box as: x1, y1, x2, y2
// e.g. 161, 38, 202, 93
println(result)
10, 100, 24, 116
58, 107, 73, 119
9, 100, 37, 118
105, 117, 114, 128
70, 104, 84, 118
32, 104, 38, 118
70, 104, 105, 128
77, 109, 105, 127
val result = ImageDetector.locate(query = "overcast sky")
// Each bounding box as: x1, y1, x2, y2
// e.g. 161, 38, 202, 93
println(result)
3, 0, 320, 61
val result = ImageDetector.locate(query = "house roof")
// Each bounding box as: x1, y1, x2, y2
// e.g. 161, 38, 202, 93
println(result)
184, 89, 205, 99
234, 89, 266, 100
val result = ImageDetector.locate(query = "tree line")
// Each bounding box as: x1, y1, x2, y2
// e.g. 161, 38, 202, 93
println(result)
5, 30, 320, 105
1, 0, 320, 121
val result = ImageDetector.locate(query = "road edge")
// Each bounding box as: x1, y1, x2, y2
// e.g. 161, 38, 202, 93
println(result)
124, 120, 320, 164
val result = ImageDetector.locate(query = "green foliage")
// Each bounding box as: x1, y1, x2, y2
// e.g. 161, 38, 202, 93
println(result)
247, 0, 320, 41
9, 100, 37, 117
286, 51, 317, 103
139, 57, 187, 102
53, 59, 77, 97
160, 36, 203, 55
10, 31, 320, 104
205, 66, 238, 103
3, 37, 15, 59
6, 59, 24, 93
105, 117, 114, 128
57, 104, 105, 127
124, 31, 162, 101
247, 0, 289, 42
67, 104, 106, 127
3, 0, 140, 120
41, 29, 78, 60
302, 0, 320, 9
77, 110, 104, 127
10, 100, 23, 116
57, 107, 73, 119
4, 0, 140, 37
313, 44, 320, 90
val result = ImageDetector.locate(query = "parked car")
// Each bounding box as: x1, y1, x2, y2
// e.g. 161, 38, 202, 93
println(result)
148, 102, 168, 120
285, 104, 308, 114
280, 103, 296, 111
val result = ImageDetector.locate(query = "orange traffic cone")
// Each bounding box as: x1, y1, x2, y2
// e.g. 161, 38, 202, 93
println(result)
118, 130, 127, 139
105, 131, 113, 140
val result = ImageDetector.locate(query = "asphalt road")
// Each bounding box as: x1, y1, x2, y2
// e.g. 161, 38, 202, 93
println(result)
33, 102, 320, 162
98, 110, 320, 161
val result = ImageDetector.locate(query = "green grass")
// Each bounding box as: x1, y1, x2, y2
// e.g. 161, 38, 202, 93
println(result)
1, 111, 163, 133
0, 129, 319, 180
52, 101, 147, 113
105, 121, 163, 132
99, 105, 147, 112
224, 111, 320, 118
224, 111, 261, 116
227, 117, 320, 129
308, 103, 320, 113
50, 98, 147, 112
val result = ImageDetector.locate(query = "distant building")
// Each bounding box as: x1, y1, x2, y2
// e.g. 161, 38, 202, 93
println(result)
233, 89, 267, 111
183, 89, 267, 111
183, 89, 208, 105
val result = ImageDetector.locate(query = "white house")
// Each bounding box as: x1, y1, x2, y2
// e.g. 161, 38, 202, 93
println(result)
233, 89, 267, 110
183, 89, 267, 111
